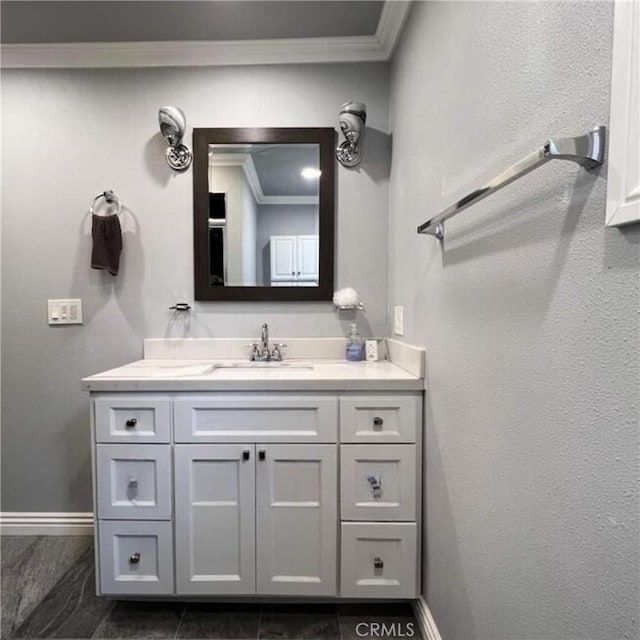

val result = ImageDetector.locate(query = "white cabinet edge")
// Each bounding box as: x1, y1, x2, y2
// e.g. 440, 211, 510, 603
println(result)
606, 0, 640, 227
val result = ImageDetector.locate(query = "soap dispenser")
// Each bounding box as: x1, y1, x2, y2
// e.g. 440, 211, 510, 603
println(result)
346, 323, 364, 361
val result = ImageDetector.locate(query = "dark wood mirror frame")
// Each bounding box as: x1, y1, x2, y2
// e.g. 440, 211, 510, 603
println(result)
193, 127, 335, 301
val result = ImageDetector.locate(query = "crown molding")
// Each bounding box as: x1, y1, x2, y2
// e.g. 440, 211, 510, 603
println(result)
1, 35, 383, 69
0, 1, 412, 69
376, 0, 413, 58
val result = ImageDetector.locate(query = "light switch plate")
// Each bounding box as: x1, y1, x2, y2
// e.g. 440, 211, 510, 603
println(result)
394, 306, 404, 336
48, 299, 83, 325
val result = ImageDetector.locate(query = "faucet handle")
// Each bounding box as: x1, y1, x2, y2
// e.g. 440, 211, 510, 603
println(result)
248, 343, 260, 361
270, 343, 287, 361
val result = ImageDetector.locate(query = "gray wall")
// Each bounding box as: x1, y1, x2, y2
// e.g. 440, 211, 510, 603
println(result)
241, 175, 258, 286
1, 63, 390, 512
389, 2, 639, 639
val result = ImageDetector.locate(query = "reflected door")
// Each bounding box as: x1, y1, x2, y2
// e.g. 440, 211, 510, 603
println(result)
270, 236, 297, 281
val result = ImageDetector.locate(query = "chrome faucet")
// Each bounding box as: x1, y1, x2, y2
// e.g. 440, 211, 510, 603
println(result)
261, 322, 269, 355
250, 323, 285, 362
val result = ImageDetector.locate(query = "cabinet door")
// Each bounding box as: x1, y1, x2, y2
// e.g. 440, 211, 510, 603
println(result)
296, 236, 319, 282
341, 523, 417, 599
606, 0, 640, 227
270, 236, 297, 281
256, 444, 337, 596
174, 395, 337, 443
175, 445, 255, 595
340, 445, 416, 521
96, 444, 172, 520
99, 520, 174, 596
340, 395, 419, 444
95, 396, 171, 443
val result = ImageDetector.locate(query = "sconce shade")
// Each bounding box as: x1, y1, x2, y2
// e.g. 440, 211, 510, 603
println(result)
158, 106, 192, 171
159, 106, 187, 146
337, 101, 367, 168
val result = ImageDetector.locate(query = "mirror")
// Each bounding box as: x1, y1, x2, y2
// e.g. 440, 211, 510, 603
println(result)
193, 128, 335, 301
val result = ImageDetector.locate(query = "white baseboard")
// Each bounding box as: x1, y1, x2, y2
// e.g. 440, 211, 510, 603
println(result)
0, 512, 94, 536
413, 596, 443, 640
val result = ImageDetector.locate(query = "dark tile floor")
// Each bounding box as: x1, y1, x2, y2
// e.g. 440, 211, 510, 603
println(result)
1, 537, 421, 639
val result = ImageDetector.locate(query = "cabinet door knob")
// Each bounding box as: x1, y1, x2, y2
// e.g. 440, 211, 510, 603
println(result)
243, 450, 250, 461
373, 556, 384, 569
366, 475, 382, 498
127, 477, 138, 499
373, 416, 384, 428
258, 450, 266, 461
125, 418, 137, 428
129, 552, 141, 564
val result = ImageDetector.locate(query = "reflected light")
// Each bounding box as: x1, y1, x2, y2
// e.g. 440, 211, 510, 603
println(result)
301, 167, 322, 179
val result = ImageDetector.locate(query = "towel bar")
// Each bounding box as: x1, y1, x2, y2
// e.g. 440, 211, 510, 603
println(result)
417, 126, 606, 240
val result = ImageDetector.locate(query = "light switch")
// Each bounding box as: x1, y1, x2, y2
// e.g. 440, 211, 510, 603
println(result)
48, 299, 83, 325
394, 306, 404, 336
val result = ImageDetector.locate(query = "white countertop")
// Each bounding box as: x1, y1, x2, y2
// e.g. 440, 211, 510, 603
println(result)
81, 358, 423, 392
81, 338, 426, 392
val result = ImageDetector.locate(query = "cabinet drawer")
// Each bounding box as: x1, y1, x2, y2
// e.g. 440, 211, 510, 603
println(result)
174, 395, 337, 442
98, 520, 174, 595
96, 445, 172, 519
340, 395, 419, 443
341, 522, 417, 599
341, 445, 416, 521
95, 396, 171, 443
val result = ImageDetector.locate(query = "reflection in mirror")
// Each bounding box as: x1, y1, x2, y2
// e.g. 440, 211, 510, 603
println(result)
207, 143, 320, 287
193, 128, 335, 302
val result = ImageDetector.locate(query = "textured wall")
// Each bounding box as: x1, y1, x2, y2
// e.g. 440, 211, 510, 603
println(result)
1, 63, 390, 512
389, 2, 639, 639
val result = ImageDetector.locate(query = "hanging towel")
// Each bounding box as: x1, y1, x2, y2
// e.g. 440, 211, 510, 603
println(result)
91, 214, 122, 276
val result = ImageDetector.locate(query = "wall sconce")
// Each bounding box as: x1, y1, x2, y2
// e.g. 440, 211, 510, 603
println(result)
158, 106, 193, 171
336, 101, 367, 168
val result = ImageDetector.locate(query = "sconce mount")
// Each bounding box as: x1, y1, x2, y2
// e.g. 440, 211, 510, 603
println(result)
158, 106, 193, 171
336, 101, 367, 168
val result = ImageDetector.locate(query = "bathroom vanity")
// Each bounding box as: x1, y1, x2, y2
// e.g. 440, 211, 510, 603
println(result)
82, 338, 425, 600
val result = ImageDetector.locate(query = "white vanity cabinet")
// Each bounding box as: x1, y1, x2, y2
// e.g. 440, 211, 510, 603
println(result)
92, 395, 175, 595
90, 390, 422, 600
174, 443, 337, 596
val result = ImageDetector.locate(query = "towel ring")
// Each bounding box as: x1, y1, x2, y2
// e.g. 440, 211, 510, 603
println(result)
90, 190, 122, 216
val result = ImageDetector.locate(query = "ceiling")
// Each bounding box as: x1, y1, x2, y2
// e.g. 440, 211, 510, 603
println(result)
0, 1, 411, 68
1, 1, 385, 44
211, 144, 319, 200
250, 145, 319, 198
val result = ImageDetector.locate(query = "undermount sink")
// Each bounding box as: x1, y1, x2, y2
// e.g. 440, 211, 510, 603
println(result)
210, 362, 314, 372
96, 361, 315, 378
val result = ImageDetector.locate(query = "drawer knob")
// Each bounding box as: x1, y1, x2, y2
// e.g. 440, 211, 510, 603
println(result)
374, 556, 384, 569
127, 477, 138, 500
125, 418, 137, 428
373, 416, 384, 428
129, 552, 141, 564
366, 475, 382, 498
243, 450, 250, 461
258, 450, 266, 461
